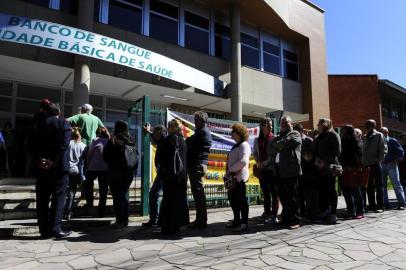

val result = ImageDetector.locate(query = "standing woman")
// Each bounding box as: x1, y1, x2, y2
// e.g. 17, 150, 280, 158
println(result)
340, 125, 365, 219
313, 118, 341, 224
159, 119, 189, 235
103, 120, 136, 228
253, 118, 279, 223
85, 127, 110, 217
64, 127, 86, 220
225, 123, 252, 232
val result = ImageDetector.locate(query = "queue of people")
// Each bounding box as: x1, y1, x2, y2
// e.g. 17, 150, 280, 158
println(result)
28, 97, 406, 238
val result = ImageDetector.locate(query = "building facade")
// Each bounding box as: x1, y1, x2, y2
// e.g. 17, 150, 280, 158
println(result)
0, 0, 329, 128
329, 75, 406, 137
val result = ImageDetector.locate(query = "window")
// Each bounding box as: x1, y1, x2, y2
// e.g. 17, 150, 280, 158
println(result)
263, 42, 280, 75
392, 101, 403, 121
149, 0, 178, 45
381, 97, 390, 117
108, 0, 142, 34
0, 81, 13, 97
60, 0, 78, 14
215, 23, 230, 60
59, 0, 100, 19
241, 33, 259, 69
184, 11, 209, 54
283, 49, 299, 81
21, 0, 49, 8
17, 84, 61, 101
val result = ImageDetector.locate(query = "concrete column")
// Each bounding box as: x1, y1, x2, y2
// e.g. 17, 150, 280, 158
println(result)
72, 0, 94, 112
230, 1, 242, 122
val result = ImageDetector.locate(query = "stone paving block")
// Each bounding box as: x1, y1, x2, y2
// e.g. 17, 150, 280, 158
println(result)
329, 254, 353, 263
276, 260, 314, 270
368, 242, 395, 257
350, 263, 393, 270
302, 248, 332, 261
259, 255, 285, 266
137, 258, 174, 270
329, 261, 366, 270
344, 250, 377, 261
38, 254, 80, 263
94, 248, 132, 266
68, 255, 98, 269
307, 244, 343, 255
387, 261, 406, 270
1, 260, 41, 270
211, 262, 236, 270
0, 257, 33, 268
31, 263, 72, 270
337, 243, 370, 252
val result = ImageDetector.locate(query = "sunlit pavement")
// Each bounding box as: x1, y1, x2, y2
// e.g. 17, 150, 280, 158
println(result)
1, 192, 406, 270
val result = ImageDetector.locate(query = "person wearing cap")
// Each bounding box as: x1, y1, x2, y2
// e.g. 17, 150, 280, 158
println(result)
67, 104, 106, 146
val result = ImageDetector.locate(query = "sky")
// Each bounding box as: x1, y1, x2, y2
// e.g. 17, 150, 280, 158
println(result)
310, 0, 406, 88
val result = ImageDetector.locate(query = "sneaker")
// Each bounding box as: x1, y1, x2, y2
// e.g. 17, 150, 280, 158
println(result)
354, 215, 364, 220
265, 216, 279, 225
288, 224, 300, 230
375, 209, 384, 213
397, 206, 405, 210
256, 212, 271, 221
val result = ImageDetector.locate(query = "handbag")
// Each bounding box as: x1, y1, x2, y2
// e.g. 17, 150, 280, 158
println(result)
223, 173, 237, 190
342, 167, 370, 188
253, 164, 262, 178
173, 135, 184, 176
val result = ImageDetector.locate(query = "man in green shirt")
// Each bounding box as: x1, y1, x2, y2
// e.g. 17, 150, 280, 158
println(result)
68, 104, 107, 146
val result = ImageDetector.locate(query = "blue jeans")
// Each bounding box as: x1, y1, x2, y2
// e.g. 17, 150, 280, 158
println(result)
382, 162, 406, 207
149, 174, 163, 223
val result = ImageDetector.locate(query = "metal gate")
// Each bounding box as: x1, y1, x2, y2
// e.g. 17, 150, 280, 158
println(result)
127, 95, 166, 216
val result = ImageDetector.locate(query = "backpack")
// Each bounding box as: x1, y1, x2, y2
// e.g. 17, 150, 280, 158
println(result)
173, 135, 184, 176
124, 144, 139, 171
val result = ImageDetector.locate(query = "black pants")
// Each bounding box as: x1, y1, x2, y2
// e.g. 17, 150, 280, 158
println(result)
319, 175, 338, 214
107, 167, 134, 223
64, 174, 82, 216
188, 164, 207, 225
84, 171, 108, 216
277, 176, 301, 226
36, 169, 68, 236
227, 181, 249, 225
259, 169, 279, 216
366, 163, 384, 210
342, 185, 364, 216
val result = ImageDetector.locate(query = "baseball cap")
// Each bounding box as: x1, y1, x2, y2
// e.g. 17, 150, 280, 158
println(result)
81, 104, 93, 112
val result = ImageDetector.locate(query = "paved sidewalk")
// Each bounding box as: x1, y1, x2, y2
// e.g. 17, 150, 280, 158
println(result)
1, 196, 406, 269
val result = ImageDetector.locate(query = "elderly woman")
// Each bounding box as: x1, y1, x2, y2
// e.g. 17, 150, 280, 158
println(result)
158, 119, 189, 235
313, 118, 341, 224
225, 123, 252, 232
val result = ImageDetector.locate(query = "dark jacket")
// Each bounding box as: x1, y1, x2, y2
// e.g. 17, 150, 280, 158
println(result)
36, 115, 71, 172
383, 136, 404, 163
103, 133, 134, 169
268, 129, 302, 178
340, 138, 362, 168
314, 131, 341, 166
186, 126, 212, 166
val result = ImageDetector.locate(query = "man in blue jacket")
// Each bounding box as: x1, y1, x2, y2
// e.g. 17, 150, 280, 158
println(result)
380, 127, 406, 210
186, 111, 212, 228
35, 103, 72, 238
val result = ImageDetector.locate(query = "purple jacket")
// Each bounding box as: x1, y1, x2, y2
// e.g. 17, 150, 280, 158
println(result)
86, 137, 109, 171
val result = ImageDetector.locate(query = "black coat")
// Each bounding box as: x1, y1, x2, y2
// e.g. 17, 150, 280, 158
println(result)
36, 115, 71, 172
186, 126, 212, 166
159, 134, 189, 232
